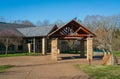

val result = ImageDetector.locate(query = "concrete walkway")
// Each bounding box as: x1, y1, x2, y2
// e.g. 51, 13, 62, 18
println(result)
0, 54, 101, 79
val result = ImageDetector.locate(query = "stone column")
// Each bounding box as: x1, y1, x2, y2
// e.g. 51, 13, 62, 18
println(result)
87, 37, 93, 60
80, 40, 85, 57
27, 43, 31, 53
42, 37, 46, 55
51, 38, 58, 60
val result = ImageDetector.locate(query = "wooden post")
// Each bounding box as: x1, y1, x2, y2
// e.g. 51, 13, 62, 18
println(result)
23, 40, 26, 52
33, 37, 36, 53
42, 37, 46, 55
87, 37, 93, 64
51, 38, 58, 60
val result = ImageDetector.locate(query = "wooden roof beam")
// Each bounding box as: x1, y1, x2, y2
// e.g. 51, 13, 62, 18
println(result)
66, 34, 89, 37
81, 28, 90, 34
61, 30, 67, 35
74, 27, 81, 34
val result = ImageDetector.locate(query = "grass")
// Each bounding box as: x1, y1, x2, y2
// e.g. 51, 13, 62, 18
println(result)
75, 64, 120, 79
0, 52, 42, 57
113, 51, 120, 57
0, 65, 14, 73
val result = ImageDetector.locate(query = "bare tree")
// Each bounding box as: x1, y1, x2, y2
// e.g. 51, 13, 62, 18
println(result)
0, 30, 22, 54
84, 15, 120, 51
21, 20, 34, 25
54, 20, 64, 26
36, 19, 50, 26
0, 17, 6, 22
13, 20, 34, 26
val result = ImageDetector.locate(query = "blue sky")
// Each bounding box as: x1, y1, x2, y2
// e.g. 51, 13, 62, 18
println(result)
0, 0, 120, 24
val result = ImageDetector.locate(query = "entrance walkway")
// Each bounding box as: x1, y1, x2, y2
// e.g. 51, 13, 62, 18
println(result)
0, 54, 102, 79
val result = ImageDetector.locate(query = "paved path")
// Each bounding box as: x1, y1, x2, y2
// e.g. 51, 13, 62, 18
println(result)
0, 54, 102, 79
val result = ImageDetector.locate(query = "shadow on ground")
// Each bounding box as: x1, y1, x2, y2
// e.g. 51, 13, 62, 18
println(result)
60, 55, 103, 60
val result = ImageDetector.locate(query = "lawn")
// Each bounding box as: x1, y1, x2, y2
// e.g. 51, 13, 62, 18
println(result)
0, 52, 41, 57
113, 51, 120, 57
0, 65, 14, 73
75, 64, 120, 79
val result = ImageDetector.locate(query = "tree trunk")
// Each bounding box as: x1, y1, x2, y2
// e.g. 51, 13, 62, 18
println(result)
15, 44, 18, 53
109, 45, 112, 52
5, 45, 8, 54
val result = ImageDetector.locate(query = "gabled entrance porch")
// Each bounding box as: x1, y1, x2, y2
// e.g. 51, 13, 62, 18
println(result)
48, 20, 96, 61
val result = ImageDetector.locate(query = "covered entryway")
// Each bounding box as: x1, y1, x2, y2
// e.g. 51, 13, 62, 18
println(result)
48, 20, 96, 61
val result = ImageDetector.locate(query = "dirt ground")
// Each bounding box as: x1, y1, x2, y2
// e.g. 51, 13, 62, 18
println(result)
0, 54, 102, 79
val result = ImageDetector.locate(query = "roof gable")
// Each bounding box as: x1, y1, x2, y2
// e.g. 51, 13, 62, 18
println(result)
48, 20, 96, 39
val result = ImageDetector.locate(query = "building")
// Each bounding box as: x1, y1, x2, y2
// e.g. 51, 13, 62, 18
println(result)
0, 19, 96, 60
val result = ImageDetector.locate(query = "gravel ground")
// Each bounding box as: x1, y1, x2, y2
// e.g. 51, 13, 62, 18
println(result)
0, 54, 102, 79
